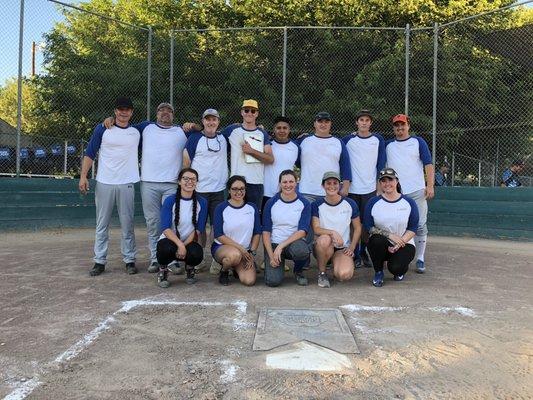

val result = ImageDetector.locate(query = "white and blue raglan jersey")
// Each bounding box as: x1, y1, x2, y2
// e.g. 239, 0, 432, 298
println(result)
385, 136, 432, 194
262, 193, 311, 244
363, 195, 419, 245
264, 139, 300, 197
159, 194, 208, 240
220, 124, 271, 184
311, 197, 359, 247
298, 135, 352, 196
185, 131, 228, 193
213, 201, 261, 249
342, 133, 386, 195
85, 124, 140, 185
135, 122, 187, 183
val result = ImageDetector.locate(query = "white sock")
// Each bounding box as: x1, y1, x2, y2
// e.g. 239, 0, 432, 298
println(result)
415, 234, 427, 262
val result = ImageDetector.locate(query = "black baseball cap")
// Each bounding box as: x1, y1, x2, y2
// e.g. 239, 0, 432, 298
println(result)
512, 159, 525, 166
115, 96, 134, 109
378, 168, 399, 180
315, 112, 332, 121
356, 109, 373, 121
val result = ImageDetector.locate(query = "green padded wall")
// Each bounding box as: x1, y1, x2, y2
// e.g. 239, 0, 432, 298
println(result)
1, 178, 532, 241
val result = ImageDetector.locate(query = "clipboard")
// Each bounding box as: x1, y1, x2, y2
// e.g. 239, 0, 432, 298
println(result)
243, 131, 264, 163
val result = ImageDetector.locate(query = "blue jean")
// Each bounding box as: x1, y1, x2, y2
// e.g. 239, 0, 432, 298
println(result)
246, 183, 264, 212
264, 239, 311, 287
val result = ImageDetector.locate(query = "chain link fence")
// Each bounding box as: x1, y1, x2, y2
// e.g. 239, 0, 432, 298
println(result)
1, 0, 531, 185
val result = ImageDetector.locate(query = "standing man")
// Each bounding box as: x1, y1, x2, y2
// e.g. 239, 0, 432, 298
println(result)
103, 102, 188, 273
263, 116, 300, 209
385, 114, 434, 274
220, 99, 274, 210
183, 108, 228, 246
500, 160, 525, 187
342, 110, 386, 267
79, 97, 140, 276
298, 112, 352, 202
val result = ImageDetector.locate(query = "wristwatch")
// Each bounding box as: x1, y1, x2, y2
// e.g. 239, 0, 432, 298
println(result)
248, 249, 257, 256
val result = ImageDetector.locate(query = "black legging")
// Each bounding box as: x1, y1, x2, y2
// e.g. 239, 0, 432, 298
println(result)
367, 234, 415, 276
156, 238, 204, 267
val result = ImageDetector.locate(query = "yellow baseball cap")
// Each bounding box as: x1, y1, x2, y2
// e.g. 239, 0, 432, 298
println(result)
242, 99, 258, 109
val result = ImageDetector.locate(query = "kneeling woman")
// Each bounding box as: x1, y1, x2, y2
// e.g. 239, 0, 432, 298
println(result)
157, 168, 208, 288
312, 171, 362, 288
263, 170, 312, 287
364, 168, 419, 287
212, 176, 261, 286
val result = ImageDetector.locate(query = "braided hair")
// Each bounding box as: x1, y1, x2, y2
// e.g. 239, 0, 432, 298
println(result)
174, 168, 199, 239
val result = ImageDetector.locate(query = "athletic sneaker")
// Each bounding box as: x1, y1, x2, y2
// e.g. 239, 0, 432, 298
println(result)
210, 259, 222, 275
147, 261, 160, 273
157, 268, 170, 288
372, 270, 384, 287
126, 262, 137, 275
168, 261, 184, 275
317, 272, 330, 288
295, 272, 308, 286
416, 260, 425, 274
194, 260, 207, 273
89, 263, 105, 276
393, 274, 405, 281
219, 270, 230, 286
354, 256, 364, 269
185, 265, 197, 285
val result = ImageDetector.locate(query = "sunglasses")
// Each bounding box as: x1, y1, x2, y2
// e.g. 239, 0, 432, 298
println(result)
206, 136, 221, 152
243, 108, 257, 114
230, 187, 246, 192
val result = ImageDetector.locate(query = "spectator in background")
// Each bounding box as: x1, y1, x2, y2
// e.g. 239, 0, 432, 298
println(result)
435, 162, 450, 187
500, 160, 525, 188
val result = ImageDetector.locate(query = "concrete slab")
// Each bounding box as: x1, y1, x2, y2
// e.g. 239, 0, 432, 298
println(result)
253, 307, 359, 353
265, 341, 353, 371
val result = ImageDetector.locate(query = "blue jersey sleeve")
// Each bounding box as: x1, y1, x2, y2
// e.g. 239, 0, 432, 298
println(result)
260, 128, 271, 146
133, 121, 151, 134
311, 199, 321, 218
160, 195, 176, 232
375, 134, 387, 172
84, 124, 106, 159
220, 123, 240, 138
338, 139, 352, 182
416, 137, 432, 166
363, 196, 380, 231
404, 196, 420, 232
213, 201, 227, 238
251, 203, 262, 235
185, 132, 202, 161
262, 197, 275, 233
345, 197, 360, 219
297, 197, 312, 233
196, 195, 208, 234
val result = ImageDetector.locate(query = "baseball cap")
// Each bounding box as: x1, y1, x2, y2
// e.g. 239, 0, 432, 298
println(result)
242, 99, 258, 109
202, 108, 220, 119
356, 109, 373, 121
378, 167, 399, 180
512, 159, 525, 166
392, 114, 409, 124
315, 112, 332, 121
157, 102, 174, 112
322, 171, 341, 183
115, 96, 133, 109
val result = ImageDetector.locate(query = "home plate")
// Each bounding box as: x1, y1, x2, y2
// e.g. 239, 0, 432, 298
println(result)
253, 308, 359, 354
265, 341, 353, 371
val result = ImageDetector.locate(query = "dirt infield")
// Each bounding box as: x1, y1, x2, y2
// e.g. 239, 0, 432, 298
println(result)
1, 228, 532, 399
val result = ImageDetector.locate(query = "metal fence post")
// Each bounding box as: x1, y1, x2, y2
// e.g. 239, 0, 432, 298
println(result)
63, 140, 68, 174
281, 27, 288, 116
404, 23, 410, 115
170, 32, 174, 107
451, 152, 455, 186
432, 22, 438, 165
16, 0, 25, 177
147, 26, 152, 120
